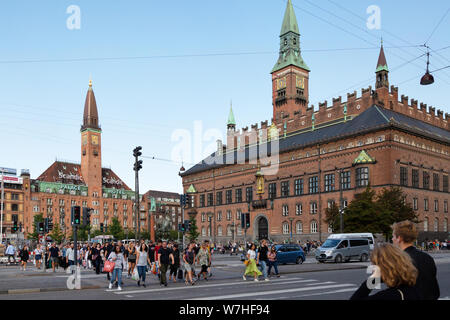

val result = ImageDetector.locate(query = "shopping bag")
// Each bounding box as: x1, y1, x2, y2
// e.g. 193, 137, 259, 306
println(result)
151, 263, 157, 275
132, 268, 139, 281
103, 260, 115, 273
243, 260, 249, 266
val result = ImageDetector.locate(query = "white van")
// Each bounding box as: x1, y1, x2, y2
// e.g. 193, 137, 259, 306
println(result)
328, 233, 375, 250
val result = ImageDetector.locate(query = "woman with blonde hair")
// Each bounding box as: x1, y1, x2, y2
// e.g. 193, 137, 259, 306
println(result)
350, 243, 421, 300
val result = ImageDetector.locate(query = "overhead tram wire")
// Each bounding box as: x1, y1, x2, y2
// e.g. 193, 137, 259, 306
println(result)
0, 46, 427, 65
424, 7, 450, 46
290, 0, 450, 84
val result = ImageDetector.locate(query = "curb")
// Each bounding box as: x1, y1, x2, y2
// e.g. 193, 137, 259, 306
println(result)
0, 285, 101, 295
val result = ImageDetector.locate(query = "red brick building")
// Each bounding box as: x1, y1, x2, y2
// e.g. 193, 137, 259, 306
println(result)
180, 0, 449, 244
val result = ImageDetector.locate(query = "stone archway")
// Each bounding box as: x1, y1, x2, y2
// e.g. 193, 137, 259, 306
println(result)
257, 216, 269, 241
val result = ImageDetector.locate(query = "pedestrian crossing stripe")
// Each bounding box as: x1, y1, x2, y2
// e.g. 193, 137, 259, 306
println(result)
194, 283, 357, 300
112, 277, 307, 295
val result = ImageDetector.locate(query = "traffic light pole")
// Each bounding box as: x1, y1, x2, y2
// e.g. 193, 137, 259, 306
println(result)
135, 167, 140, 240
182, 205, 185, 250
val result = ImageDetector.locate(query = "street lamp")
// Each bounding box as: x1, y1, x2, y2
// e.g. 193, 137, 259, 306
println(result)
288, 217, 294, 244
207, 212, 213, 242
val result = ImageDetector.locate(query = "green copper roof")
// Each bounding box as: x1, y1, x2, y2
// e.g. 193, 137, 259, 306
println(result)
272, 0, 309, 73
353, 150, 376, 165
280, 0, 299, 36
227, 103, 236, 126
186, 184, 197, 193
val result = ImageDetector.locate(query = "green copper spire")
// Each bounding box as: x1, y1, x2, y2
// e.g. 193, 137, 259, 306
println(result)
272, 0, 310, 73
280, 0, 299, 36
227, 101, 236, 126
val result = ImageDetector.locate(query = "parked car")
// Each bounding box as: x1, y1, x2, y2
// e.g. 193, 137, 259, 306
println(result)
315, 237, 371, 263
274, 244, 305, 264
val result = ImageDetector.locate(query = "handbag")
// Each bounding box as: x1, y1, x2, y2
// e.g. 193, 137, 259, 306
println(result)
244, 260, 249, 266
132, 268, 139, 281
103, 260, 115, 273
177, 268, 183, 280
151, 263, 157, 275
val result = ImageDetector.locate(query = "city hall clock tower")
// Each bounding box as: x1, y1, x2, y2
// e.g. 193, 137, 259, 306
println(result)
81, 79, 102, 196
271, 0, 310, 122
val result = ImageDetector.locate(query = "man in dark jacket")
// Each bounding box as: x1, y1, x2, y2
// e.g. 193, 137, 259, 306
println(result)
392, 221, 440, 300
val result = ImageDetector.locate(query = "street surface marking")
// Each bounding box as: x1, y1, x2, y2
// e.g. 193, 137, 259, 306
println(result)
275, 287, 358, 299
193, 283, 357, 300
113, 277, 309, 295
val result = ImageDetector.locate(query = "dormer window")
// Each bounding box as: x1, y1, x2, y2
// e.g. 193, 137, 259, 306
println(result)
293, 38, 297, 45
284, 38, 288, 45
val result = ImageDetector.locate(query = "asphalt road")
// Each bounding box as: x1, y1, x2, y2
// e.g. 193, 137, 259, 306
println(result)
1, 253, 449, 300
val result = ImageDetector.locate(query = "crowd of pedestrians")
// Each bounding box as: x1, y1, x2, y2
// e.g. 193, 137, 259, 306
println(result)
0, 219, 444, 300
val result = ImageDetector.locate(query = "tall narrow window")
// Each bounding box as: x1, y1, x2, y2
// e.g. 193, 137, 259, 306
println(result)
294, 179, 304, 195
269, 183, 277, 199
412, 169, 419, 187
325, 174, 335, 192
400, 167, 408, 186
356, 167, 369, 187
309, 176, 318, 194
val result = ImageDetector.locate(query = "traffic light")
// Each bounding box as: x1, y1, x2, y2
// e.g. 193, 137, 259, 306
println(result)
178, 223, 186, 232
241, 213, 250, 229
186, 194, 191, 208
44, 218, 49, 233
83, 207, 91, 226
71, 206, 81, 225
38, 222, 44, 234
12, 215, 18, 233
180, 194, 186, 206
47, 218, 53, 231
184, 219, 191, 231
100, 223, 104, 233
133, 160, 143, 171
133, 146, 142, 157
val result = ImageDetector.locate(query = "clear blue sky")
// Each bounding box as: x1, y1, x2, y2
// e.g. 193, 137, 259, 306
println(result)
0, 0, 449, 194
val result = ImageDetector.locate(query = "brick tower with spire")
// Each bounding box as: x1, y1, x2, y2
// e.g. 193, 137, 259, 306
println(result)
81, 79, 102, 198
271, 0, 310, 123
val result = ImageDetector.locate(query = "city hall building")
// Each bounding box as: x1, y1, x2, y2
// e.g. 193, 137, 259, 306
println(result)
180, 0, 450, 243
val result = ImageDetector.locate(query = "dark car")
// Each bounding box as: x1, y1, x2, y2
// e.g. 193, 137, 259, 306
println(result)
274, 244, 305, 264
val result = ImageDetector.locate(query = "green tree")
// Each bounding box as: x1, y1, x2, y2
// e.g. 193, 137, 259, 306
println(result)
48, 223, 64, 243
186, 215, 199, 242
324, 202, 341, 233
376, 186, 419, 240
140, 231, 151, 240
109, 217, 124, 240
27, 213, 44, 240
324, 186, 419, 240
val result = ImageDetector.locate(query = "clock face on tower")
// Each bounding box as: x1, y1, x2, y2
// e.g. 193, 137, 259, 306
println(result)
276, 77, 287, 90
296, 76, 305, 89
92, 135, 98, 145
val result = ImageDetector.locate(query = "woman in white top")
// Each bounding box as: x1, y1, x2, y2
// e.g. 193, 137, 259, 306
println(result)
135, 243, 152, 287
34, 246, 42, 269
243, 243, 262, 281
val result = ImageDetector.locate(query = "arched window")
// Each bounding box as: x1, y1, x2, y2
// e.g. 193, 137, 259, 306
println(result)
227, 225, 232, 236
282, 222, 289, 235
434, 218, 439, 232
296, 221, 303, 234
424, 217, 428, 232
201, 227, 206, 237
217, 225, 223, 236
311, 220, 318, 233
444, 218, 448, 232
237, 225, 242, 236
